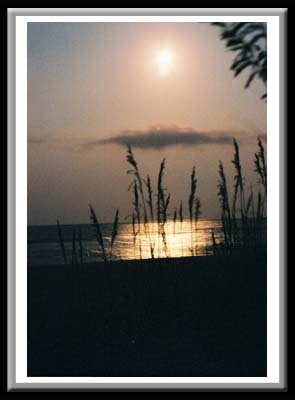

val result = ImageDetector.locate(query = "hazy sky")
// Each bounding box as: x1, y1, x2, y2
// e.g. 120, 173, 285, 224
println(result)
28, 22, 266, 225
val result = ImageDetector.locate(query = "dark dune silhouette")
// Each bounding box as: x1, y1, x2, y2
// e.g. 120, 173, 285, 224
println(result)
28, 248, 266, 377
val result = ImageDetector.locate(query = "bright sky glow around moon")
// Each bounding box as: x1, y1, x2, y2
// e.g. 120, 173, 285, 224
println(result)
27, 23, 266, 225
156, 49, 174, 76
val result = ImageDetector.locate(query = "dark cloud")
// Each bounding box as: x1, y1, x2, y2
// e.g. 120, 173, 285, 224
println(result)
88, 126, 235, 150
29, 126, 266, 150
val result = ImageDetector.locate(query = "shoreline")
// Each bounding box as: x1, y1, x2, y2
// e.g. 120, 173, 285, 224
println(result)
28, 245, 266, 269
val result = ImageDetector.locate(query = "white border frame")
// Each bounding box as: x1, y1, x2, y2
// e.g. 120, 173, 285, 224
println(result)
8, 8, 287, 391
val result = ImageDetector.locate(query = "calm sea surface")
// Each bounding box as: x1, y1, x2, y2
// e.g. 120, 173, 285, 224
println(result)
28, 220, 226, 266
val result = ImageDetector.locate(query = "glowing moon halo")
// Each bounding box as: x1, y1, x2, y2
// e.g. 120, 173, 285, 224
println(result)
156, 49, 174, 76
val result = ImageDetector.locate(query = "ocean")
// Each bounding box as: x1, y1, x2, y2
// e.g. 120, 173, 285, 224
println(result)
27, 219, 225, 266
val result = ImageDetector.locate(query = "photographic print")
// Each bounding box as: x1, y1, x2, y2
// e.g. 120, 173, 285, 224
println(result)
7, 8, 285, 390
27, 19, 267, 378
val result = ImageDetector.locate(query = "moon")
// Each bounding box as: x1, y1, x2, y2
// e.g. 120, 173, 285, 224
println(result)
156, 50, 174, 76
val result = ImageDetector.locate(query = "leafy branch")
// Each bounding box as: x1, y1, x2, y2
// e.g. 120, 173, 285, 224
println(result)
212, 22, 267, 100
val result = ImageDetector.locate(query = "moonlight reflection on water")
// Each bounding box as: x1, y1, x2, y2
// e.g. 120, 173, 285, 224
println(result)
28, 220, 225, 266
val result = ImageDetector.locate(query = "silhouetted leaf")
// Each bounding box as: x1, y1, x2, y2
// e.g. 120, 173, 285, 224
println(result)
226, 38, 242, 47
230, 22, 248, 35
231, 57, 247, 70
212, 22, 267, 100
234, 61, 252, 76
248, 33, 266, 47
221, 30, 235, 39
245, 71, 257, 88
212, 22, 227, 27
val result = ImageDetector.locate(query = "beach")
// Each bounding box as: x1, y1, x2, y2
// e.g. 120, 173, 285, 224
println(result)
28, 249, 266, 377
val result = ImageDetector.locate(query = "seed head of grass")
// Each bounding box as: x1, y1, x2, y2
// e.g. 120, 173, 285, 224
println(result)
217, 161, 230, 214
188, 167, 197, 223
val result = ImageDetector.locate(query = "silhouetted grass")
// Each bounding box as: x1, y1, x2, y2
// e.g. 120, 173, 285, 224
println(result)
127, 145, 153, 257
232, 138, 246, 218
56, 220, 68, 265
127, 146, 148, 223
187, 167, 201, 255
218, 161, 233, 247
214, 137, 267, 253
173, 208, 177, 235
157, 158, 170, 257
179, 201, 184, 256
188, 167, 197, 224
257, 191, 262, 222
131, 212, 137, 259
128, 180, 142, 259
110, 209, 119, 260
89, 204, 107, 263
254, 137, 267, 217
211, 229, 217, 255
84, 139, 266, 262
78, 226, 83, 265
194, 197, 201, 255
145, 174, 155, 257
146, 174, 154, 222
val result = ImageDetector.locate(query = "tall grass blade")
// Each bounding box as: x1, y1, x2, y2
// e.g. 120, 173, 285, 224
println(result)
157, 159, 169, 257
56, 220, 68, 265
232, 138, 246, 217
256, 191, 262, 222
188, 167, 197, 254
179, 201, 183, 224
254, 137, 267, 217
188, 167, 197, 224
78, 226, 83, 265
146, 174, 154, 222
179, 201, 184, 256
130, 181, 142, 259
194, 197, 201, 255
126, 145, 153, 256
126, 145, 148, 224
89, 204, 107, 263
131, 213, 138, 259
173, 208, 177, 235
110, 208, 119, 260
218, 161, 232, 246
